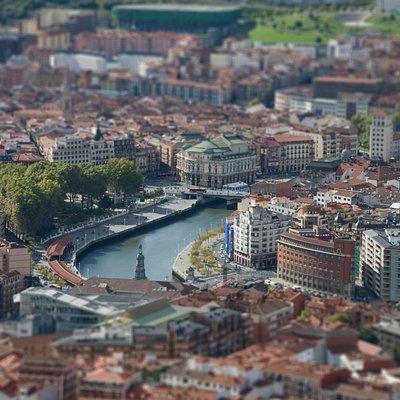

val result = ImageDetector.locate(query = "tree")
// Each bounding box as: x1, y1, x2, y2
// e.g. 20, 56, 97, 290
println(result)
393, 110, 400, 131
299, 310, 308, 321
326, 312, 352, 325
6, 180, 53, 237
358, 326, 378, 344
81, 164, 107, 210
393, 343, 400, 365
352, 114, 372, 150
59, 164, 84, 202
102, 158, 143, 204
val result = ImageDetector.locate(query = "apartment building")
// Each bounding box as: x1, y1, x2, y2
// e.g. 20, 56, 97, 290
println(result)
274, 86, 313, 113
37, 130, 149, 168
0, 271, 22, 319
315, 189, 362, 207
132, 76, 233, 106
132, 307, 252, 358
369, 110, 394, 162
37, 29, 70, 50
233, 206, 290, 269
177, 134, 256, 188
360, 228, 400, 302
255, 133, 315, 174
38, 132, 115, 164
372, 316, 400, 353
0, 239, 31, 279
277, 230, 355, 296
75, 30, 199, 57
336, 92, 370, 120
79, 367, 140, 400
313, 76, 381, 99
19, 357, 78, 400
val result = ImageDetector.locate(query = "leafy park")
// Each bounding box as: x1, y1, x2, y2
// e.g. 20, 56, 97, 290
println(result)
0, 158, 142, 239
189, 227, 224, 276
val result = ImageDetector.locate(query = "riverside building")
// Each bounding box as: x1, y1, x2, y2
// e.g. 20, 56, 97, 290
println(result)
277, 229, 355, 296
233, 206, 290, 269
177, 134, 256, 189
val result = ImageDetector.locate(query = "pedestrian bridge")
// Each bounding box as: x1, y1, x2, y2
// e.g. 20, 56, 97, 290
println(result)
164, 186, 248, 200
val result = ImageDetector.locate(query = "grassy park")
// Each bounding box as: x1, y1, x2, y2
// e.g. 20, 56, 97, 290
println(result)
249, 11, 353, 43
368, 14, 400, 35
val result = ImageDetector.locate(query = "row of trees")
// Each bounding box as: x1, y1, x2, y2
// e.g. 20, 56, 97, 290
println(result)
0, 159, 142, 238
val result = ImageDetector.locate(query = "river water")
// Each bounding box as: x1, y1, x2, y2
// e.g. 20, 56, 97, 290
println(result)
77, 204, 231, 280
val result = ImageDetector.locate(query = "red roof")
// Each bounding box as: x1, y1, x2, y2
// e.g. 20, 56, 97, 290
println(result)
47, 236, 72, 258
49, 260, 83, 286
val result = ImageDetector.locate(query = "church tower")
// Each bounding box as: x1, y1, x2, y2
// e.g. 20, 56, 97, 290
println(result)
134, 244, 147, 280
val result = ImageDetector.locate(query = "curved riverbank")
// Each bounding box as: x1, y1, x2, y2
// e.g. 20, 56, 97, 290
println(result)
44, 197, 201, 285
78, 203, 231, 281
75, 199, 199, 259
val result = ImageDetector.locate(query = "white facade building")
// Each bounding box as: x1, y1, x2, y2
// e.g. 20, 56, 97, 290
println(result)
360, 228, 400, 302
177, 134, 256, 189
233, 206, 290, 269
369, 111, 394, 162
327, 39, 353, 58
315, 189, 362, 207
37, 129, 118, 165
312, 98, 337, 116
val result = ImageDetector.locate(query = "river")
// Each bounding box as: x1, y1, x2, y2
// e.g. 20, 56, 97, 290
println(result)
77, 204, 232, 280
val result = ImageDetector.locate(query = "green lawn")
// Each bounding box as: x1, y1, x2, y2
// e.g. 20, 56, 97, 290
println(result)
250, 24, 326, 43
249, 11, 347, 43
368, 14, 400, 35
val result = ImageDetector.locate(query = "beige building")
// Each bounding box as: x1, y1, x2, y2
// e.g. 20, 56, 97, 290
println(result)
0, 239, 31, 279
37, 29, 70, 50
38, 132, 115, 165
369, 111, 394, 162
255, 133, 314, 175
177, 134, 256, 188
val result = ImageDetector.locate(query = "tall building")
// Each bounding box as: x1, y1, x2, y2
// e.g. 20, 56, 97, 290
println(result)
369, 110, 394, 162
233, 206, 290, 269
177, 134, 256, 188
134, 245, 147, 280
277, 230, 355, 296
360, 228, 400, 302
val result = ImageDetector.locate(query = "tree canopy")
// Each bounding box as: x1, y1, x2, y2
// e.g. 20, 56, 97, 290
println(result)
352, 114, 372, 150
0, 159, 142, 238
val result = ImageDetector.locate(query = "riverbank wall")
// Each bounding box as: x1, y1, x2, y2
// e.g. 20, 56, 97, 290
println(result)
75, 200, 199, 260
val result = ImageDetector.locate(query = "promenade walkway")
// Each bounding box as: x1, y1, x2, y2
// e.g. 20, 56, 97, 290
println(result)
40, 197, 197, 286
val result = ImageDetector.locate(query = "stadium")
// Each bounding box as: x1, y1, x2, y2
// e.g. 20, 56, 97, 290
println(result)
112, 4, 242, 37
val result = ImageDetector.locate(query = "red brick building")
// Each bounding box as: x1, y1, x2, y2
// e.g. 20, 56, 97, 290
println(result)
277, 230, 355, 296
